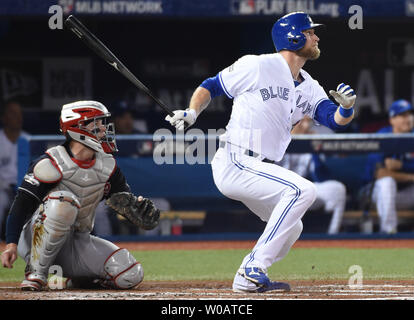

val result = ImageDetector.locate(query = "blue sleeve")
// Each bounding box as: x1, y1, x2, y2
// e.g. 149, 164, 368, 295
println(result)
314, 99, 351, 131
382, 153, 414, 173
200, 74, 225, 99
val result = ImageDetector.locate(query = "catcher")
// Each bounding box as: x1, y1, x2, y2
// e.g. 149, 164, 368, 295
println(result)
0, 101, 160, 291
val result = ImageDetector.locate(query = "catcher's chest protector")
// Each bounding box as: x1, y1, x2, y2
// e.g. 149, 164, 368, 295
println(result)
46, 146, 116, 232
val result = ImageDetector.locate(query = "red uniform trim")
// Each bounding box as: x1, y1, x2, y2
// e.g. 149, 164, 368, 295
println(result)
113, 262, 141, 289
46, 152, 63, 175
103, 248, 124, 277
61, 107, 105, 133
44, 195, 81, 209
71, 157, 96, 169
103, 248, 141, 289
22, 273, 48, 289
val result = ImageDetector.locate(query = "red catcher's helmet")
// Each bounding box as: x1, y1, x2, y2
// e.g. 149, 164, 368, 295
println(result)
60, 101, 117, 153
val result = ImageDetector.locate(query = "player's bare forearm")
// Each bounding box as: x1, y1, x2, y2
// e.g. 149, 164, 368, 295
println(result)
376, 167, 414, 183
165, 87, 210, 130
334, 108, 354, 126
189, 87, 212, 116
384, 158, 403, 171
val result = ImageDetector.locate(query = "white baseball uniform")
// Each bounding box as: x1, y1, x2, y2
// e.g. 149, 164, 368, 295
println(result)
371, 177, 414, 233
363, 127, 414, 234
0, 129, 19, 188
210, 53, 331, 291
279, 153, 347, 234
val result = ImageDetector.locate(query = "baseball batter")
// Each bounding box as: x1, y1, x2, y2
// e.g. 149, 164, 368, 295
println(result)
0, 101, 27, 240
1, 101, 160, 291
166, 12, 357, 293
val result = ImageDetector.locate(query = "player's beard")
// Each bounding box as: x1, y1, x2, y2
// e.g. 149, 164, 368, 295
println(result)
297, 45, 320, 60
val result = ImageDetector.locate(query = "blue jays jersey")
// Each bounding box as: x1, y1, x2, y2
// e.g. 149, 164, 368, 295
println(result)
363, 126, 414, 183
218, 53, 329, 162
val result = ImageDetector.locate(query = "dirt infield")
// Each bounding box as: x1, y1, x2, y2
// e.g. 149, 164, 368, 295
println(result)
1, 280, 414, 300
1, 239, 414, 300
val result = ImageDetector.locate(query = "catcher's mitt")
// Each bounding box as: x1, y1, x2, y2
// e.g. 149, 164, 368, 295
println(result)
106, 192, 160, 230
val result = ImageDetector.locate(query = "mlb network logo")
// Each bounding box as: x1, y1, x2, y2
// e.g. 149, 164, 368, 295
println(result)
58, 0, 75, 14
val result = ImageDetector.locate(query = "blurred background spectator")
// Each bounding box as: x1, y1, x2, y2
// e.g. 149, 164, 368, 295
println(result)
361, 100, 414, 234
93, 100, 169, 237
0, 100, 27, 240
278, 117, 347, 234
111, 100, 153, 157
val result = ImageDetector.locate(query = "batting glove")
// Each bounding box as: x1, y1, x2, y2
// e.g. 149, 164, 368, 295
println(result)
329, 83, 356, 109
165, 108, 197, 131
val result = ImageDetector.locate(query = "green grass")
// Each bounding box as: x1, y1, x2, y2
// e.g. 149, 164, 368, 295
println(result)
1, 248, 414, 283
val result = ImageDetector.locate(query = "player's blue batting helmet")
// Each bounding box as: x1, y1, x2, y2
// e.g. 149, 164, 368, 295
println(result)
272, 12, 323, 52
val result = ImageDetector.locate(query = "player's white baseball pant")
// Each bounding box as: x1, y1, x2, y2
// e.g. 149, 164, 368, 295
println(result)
18, 191, 143, 289
211, 146, 316, 288
372, 177, 414, 233
310, 181, 346, 234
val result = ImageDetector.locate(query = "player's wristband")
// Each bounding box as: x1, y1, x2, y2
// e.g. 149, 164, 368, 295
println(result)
338, 105, 354, 118
185, 108, 197, 120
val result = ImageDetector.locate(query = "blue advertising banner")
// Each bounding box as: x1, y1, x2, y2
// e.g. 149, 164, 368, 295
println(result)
1, 0, 413, 18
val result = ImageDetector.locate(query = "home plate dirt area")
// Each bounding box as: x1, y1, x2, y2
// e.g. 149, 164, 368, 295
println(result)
1, 239, 414, 300
1, 280, 414, 300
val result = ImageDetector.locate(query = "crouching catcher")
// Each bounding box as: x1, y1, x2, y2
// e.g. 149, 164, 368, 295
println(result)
0, 101, 160, 291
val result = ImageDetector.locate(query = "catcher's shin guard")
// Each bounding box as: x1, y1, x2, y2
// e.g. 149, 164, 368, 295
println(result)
23, 191, 80, 290
102, 248, 143, 289
20, 269, 48, 291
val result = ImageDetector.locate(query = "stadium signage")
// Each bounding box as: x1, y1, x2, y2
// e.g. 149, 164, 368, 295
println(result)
230, 0, 340, 17
59, 0, 163, 14
311, 140, 381, 152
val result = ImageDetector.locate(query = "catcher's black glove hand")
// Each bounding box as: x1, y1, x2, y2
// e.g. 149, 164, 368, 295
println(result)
105, 192, 160, 230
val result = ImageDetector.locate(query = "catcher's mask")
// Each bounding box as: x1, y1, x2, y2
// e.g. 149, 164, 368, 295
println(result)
60, 100, 118, 153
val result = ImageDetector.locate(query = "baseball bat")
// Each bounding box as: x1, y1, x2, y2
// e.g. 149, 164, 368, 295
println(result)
64, 15, 174, 117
